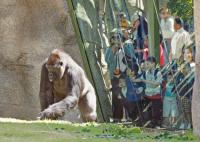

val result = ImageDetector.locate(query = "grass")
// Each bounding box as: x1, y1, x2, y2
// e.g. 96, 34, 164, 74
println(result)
0, 118, 199, 142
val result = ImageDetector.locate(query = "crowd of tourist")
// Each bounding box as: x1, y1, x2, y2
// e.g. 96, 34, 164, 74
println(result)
105, 7, 195, 130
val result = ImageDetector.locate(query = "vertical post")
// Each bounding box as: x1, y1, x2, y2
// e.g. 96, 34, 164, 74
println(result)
67, 0, 113, 122
146, 0, 160, 63
66, 0, 105, 121
66, 1, 93, 82
192, 0, 200, 136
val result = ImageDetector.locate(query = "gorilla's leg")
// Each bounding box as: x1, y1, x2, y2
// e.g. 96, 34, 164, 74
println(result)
78, 94, 97, 122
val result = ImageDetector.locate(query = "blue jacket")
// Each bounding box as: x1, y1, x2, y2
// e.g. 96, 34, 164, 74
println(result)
125, 75, 145, 102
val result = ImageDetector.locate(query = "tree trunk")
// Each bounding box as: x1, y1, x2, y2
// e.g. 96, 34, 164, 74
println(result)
192, 0, 200, 136
146, 0, 160, 62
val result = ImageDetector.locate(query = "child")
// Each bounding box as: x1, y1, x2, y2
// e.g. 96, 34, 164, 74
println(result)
138, 60, 146, 77
162, 72, 178, 129
135, 56, 163, 127
124, 63, 145, 125
184, 47, 195, 70
119, 77, 127, 98
176, 63, 194, 129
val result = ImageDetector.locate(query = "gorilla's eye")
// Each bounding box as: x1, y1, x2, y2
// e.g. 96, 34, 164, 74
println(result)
59, 61, 63, 66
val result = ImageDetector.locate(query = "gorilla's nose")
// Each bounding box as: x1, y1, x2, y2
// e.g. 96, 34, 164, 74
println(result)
48, 73, 54, 82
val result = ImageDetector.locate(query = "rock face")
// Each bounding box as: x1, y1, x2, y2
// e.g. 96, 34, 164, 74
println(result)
0, 0, 83, 121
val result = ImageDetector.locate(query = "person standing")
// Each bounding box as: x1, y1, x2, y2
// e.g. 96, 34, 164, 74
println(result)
134, 57, 163, 127
176, 63, 194, 129
162, 72, 179, 129
160, 8, 174, 65
131, 14, 148, 63
124, 63, 145, 125
105, 31, 126, 122
170, 17, 192, 62
184, 47, 195, 70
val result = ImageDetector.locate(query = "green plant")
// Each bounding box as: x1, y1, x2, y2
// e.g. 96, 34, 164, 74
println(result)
101, 124, 141, 139
167, 0, 193, 23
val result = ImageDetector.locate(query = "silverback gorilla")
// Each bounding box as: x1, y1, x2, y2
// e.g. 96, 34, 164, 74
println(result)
38, 49, 97, 122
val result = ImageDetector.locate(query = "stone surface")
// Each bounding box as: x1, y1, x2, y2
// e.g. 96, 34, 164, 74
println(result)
0, 0, 83, 121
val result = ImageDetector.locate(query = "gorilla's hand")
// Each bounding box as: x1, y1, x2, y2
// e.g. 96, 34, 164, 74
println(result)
38, 98, 76, 120
38, 104, 65, 120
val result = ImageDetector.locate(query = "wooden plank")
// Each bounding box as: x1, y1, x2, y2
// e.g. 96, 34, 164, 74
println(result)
66, 0, 112, 122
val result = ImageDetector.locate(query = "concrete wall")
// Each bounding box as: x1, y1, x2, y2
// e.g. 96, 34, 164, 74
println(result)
0, 0, 82, 121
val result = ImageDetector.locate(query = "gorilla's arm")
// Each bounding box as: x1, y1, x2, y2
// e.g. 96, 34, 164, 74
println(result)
39, 66, 82, 119
39, 63, 54, 111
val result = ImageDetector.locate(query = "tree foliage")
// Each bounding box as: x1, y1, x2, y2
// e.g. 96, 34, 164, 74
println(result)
167, 0, 193, 22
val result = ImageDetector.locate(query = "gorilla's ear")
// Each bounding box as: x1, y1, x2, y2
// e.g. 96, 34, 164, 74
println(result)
59, 61, 63, 66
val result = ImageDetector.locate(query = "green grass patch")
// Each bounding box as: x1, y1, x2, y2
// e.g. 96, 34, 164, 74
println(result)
0, 118, 199, 142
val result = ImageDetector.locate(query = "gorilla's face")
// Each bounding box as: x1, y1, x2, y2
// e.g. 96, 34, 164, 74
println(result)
46, 61, 65, 82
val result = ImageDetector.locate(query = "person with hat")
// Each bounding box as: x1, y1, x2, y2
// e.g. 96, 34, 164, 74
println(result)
118, 12, 130, 30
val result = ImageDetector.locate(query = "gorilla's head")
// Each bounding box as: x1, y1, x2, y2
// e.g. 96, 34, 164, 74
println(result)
46, 50, 65, 82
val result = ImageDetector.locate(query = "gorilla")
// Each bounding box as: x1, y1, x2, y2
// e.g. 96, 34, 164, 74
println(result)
38, 49, 97, 122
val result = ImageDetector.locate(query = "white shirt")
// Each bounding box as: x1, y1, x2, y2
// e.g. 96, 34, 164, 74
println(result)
171, 28, 192, 59
190, 62, 195, 71
160, 17, 174, 39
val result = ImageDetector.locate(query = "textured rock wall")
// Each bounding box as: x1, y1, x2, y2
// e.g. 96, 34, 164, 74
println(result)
0, 0, 82, 121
